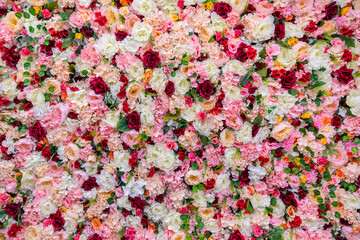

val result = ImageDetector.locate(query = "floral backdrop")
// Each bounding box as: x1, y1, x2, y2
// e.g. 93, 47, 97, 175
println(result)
0, 0, 360, 239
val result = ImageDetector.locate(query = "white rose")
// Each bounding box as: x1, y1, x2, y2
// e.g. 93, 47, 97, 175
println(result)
117, 196, 132, 210
67, 89, 88, 107
132, 0, 156, 16
20, 170, 35, 190
210, 12, 227, 32
149, 68, 166, 92
140, 108, 155, 126
243, 14, 274, 42
144, 202, 168, 222
346, 89, 360, 116
126, 216, 142, 228
147, 144, 181, 172
95, 33, 121, 58
214, 173, 230, 192
272, 197, 286, 218
112, 150, 131, 172
224, 85, 241, 100
223, 148, 241, 169
172, 72, 191, 95
131, 21, 153, 43
202, 60, 220, 82
78, 0, 92, 7
284, 22, 304, 40
193, 119, 211, 137
307, 44, 330, 70
236, 122, 252, 143
277, 48, 296, 70
163, 211, 182, 231
126, 62, 144, 82
104, 111, 120, 128
96, 169, 116, 191
1, 79, 19, 100
40, 199, 58, 218
119, 37, 143, 54
344, 193, 360, 210
222, 60, 247, 76
250, 193, 271, 209
181, 103, 201, 122
204, 219, 221, 233
276, 92, 297, 116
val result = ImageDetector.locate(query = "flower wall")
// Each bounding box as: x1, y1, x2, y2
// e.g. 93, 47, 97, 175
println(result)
0, 0, 360, 239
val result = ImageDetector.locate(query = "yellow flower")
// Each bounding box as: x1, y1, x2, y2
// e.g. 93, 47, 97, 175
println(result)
300, 174, 307, 183
321, 138, 326, 145
143, 69, 153, 83
33, 6, 42, 14
203, 2, 213, 11
171, 14, 179, 21
341, 7, 349, 16
287, 37, 298, 46
61, 206, 68, 212
274, 61, 282, 68
75, 33, 83, 39
301, 112, 311, 119
276, 116, 283, 123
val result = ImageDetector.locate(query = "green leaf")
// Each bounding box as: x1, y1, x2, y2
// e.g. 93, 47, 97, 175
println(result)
246, 200, 254, 213
257, 67, 267, 77
270, 197, 277, 207
252, 112, 263, 126
191, 162, 199, 170
309, 81, 326, 89
199, 135, 211, 146
275, 40, 290, 49
288, 88, 299, 96
61, 38, 73, 49
116, 116, 130, 133
60, 9, 72, 21
267, 226, 285, 240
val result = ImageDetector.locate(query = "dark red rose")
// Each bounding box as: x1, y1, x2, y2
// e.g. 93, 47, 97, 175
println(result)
274, 23, 285, 39
0, 8, 7, 16
197, 80, 214, 100
115, 30, 128, 41
126, 111, 141, 131
50, 211, 65, 231
272, 69, 286, 79
324, 2, 338, 20
173, 127, 185, 137
204, 178, 215, 190
289, 216, 302, 227
81, 177, 99, 191
341, 49, 352, 61
252, 125, 260, 137
41, 146, 53, 159
81, 26, 93, 38
165, 81, 175, 97
68, 112, 78, 119
23, 101, 33, 111
335, 65, 354, 84
177, 151, 186, 161
88, 233, 103, 240
141, 216, 149, 226
228, 230, 245, 240
274, 148, 284, 157
100, 140, 108, 149
298, 189, 307, 199
1, 46, 20, 69
129, 196, 146, 211
235, 49, 247, 62
238, 168, 250, 187
40, 40, 55, 56
236, 199, 246, 210
7, 224, 22, 238
142, 50, 161, 70
74, 160, 81, 169
29, 121, 47, 141
129, 156, 137, 168
213, 2, 232, 19
4, 203, 21, 218
292, 120, 301, 127
331, 115, 341, 128
120, 75, 129, 85
247, 46, 257, 60
155, 194, 164, 203
147, 166, 156, 177
90, 77, 110, 95
280, 71, 297, 89
280, 191, 297, 207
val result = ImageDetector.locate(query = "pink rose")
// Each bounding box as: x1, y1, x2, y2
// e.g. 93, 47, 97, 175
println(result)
14, 137, 34, 153
253, 225, 263, 237
80, 45, 102, 66
69, 12, 84, 28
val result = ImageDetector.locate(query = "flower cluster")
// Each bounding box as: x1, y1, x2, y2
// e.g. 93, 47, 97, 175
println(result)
0, 0, 360, 239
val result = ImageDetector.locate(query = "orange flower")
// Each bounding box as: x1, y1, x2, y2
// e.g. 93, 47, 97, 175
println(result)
317, 165, 326, 174
335, 169, 344, 179
92, 219, 101, 230
61, 91, 68, 100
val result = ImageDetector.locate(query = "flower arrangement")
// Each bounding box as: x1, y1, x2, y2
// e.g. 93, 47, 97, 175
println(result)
0, 0, 360, 239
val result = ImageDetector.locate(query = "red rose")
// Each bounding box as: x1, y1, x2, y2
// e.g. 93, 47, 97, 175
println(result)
228, 230, 245, 240
298, 189, 307, 199
1, 46, 20, 69
141, 216, 149, 226
274, 23, 285, 39
129, 156, 137, 168
81, 177, 99, 191
252, 125, 260, 137
289, 216, 302, 227
236, 199, 246, 210
247, 46, 257, 60
280, 71, 297, 89
142, 50, 161, 70
341, 49, 352, 61
81, 26, 93, 38
40, 40, 55, 56
29, 121, 47, 141
280, 191, 298, 207
335, 65, 354, 84
204, 178, 215, 190
7, 224, 22, 238
88, 233, 103, 240
90, 77, 110, 95
238, 168, 250, 187
177, 151, 186, 161
235, 49, 247, 62
4, 203, 21, 218
324, 2, 338, 20
173, 127, 185, 137
126, 111, 141, 131
23, 101, 33, 111
197, 80, 214, 100
68, 112, 78, 119
41, 146, 53, 159
331, 115, 341, 128
94, 12, 107, 26
115, 30, 128, 41
213, 2, 232, 19
129, 196, 146, 211
165, 81, 175, 97
50, 211, 65, 231
118, 86, 126, 99
100, 140, 108, 149
177, 0, 184, 9
274, 148, 284, 157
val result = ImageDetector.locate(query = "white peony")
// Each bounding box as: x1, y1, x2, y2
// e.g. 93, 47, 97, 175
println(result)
132, 0, 157, 16
95, 33, 121, 59
346, 89, 360, 116
131, 21, 153, 43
